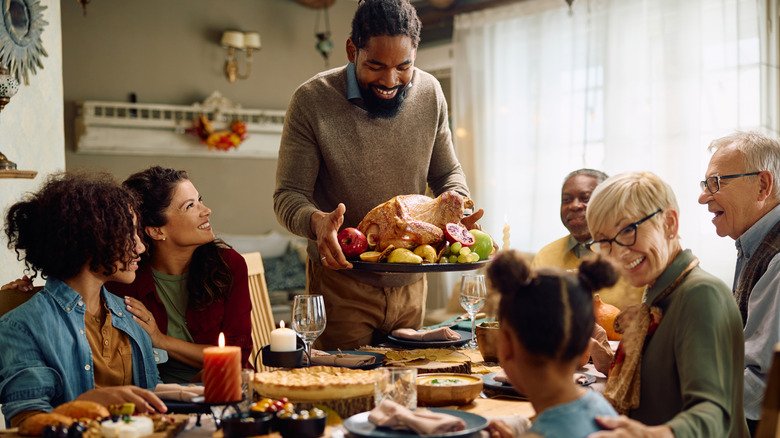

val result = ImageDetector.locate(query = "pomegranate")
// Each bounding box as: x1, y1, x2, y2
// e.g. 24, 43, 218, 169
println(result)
444, 223, 476, 247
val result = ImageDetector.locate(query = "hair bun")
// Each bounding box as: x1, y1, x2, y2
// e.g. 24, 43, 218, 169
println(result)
486, 250, 534, 295
577, 256, 619, 292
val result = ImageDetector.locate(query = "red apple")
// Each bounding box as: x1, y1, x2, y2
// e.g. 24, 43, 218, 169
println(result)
338, 227, 368, 258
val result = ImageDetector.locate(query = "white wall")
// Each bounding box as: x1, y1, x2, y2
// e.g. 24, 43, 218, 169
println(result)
0, 0, 64, 284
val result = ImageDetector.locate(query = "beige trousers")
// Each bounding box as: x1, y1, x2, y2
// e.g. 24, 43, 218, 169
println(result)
306, 258, 427, 350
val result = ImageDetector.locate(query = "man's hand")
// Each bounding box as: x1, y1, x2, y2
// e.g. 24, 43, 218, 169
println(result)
310, 203, 352, 270
588, 416, 674, 438
76, 386, 167, 414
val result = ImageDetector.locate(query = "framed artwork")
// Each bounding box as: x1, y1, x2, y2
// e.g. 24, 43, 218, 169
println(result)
0, 0, 48, 85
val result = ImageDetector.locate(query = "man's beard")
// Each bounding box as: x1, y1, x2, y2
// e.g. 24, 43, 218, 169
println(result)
359, 83, 407, 119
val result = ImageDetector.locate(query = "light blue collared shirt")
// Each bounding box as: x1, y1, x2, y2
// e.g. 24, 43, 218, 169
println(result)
733, 203, 780, 420
0, 278, 163, 424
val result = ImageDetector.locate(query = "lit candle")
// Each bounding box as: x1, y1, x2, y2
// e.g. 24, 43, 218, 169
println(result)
202, 332, 242, 403
270, 320, 297, 352
502, 216, 511, 251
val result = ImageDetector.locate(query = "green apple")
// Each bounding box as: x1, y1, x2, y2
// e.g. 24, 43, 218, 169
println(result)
470, 230, 494, 261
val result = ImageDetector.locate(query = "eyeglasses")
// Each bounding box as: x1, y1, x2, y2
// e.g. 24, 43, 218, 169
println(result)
586, 209, 662, 255
700, 172, 760, 194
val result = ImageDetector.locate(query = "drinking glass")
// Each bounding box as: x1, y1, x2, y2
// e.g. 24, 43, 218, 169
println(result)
459, 274, 487, 349
374, 368, 417, 410
291, 294, 326, 366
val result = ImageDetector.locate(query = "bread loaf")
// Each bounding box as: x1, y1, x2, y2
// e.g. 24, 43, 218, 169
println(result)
52, 400, 110, 420
18, 412, 74, 436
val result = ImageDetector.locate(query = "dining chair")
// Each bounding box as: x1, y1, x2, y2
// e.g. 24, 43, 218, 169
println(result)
756, 343, 780, 438
240, 252, 276, 372
0, 285, 42, 318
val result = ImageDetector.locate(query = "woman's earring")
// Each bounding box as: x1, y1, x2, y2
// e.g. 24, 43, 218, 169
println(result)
668, 234, 675, 239
162, 237, 166, 241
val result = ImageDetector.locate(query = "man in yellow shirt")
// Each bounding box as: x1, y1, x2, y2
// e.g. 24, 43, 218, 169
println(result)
531, 169, 643, 310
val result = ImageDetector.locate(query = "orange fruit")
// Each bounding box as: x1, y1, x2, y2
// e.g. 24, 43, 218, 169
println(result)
594, 293, 621, 341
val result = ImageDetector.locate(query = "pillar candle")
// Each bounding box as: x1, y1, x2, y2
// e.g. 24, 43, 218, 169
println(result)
270, 320, 297, 352
203, 332, 242, 403
502, 218, 511, 251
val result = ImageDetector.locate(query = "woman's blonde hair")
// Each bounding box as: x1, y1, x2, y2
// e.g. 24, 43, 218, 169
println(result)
586, 171, 679, 240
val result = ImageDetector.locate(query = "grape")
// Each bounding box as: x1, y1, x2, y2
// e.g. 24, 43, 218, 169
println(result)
448, 255, 458, 263
459, 247, 471, 256
450, 242, 462, 254
469, 253, 480, 262
457, 254, 469, 263
439, 257, 448, 264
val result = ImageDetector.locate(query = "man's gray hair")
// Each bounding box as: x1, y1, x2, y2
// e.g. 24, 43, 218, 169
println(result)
708, 131, 780, 200
563, 168, 609, 187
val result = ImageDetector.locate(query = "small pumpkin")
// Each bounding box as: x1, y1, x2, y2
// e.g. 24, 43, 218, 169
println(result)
594, 293, 621, 341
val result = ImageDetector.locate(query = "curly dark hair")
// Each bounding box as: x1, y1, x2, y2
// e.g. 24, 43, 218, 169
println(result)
123, 166, 233, 310
351, 0, 421, 50
487, 250, 618, 363
5, 171, 140, 281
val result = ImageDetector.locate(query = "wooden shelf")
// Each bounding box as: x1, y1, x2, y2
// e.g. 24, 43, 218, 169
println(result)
0, 169, 38, 179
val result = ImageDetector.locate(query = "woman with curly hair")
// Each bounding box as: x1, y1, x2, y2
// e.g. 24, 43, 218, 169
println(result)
484, 250, 619, 438
109, 166, 252, 383
0, 172, 167, 428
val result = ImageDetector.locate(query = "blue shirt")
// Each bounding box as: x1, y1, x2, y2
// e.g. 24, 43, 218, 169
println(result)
529, 390, 617, 437
0, 278, 163, 423
733, 204, 780, 420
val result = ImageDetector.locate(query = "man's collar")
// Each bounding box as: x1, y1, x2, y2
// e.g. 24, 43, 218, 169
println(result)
566, 234, 592, 259
347, 63, 362, 101
736, 204, 780, 257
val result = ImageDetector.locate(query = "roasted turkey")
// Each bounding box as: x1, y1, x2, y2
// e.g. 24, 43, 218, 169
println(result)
357, 191, 474, 251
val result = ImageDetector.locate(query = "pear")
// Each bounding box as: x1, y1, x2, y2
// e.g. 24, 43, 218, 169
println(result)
413, 245, 437, 263
387, 248, 423, 264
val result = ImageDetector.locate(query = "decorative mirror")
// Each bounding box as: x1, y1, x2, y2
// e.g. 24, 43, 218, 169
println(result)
0, 0, 48, 85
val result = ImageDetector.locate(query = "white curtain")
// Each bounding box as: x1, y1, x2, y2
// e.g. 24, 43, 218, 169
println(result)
452, 0, 761, 286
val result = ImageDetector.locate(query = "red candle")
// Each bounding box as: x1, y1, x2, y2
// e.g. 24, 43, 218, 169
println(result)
203, 332, 242, 403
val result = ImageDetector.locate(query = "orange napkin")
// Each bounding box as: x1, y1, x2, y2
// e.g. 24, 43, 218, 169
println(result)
310, 350, 376, 367
368, 399, 466, 435
493, 369, 509, 383
391, 327, 462, 341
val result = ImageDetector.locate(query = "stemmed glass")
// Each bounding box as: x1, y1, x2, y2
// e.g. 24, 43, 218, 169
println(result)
291, 294, 327, 366
459, 274, 487, 349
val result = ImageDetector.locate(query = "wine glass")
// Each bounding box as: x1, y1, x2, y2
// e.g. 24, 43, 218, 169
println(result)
459, 274, 487, 349
291, 294, 327, 366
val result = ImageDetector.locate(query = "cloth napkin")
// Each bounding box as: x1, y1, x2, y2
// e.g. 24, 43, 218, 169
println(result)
391, 327, 462, 341
310, 349, 376, 367
368, 399, 466, 435
154, 383, 204, 402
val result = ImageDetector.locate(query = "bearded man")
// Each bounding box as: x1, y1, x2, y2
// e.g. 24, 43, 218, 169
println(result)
273, 0, 479, 350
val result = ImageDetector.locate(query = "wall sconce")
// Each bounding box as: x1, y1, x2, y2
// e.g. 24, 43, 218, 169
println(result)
221, 31, 261, 83
0, 63, 20, 170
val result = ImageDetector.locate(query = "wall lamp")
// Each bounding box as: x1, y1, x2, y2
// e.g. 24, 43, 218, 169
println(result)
221, 31, 261, 83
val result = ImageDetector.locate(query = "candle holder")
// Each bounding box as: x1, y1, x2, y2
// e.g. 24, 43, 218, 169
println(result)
260, 344, 304, 369
190, 395, 245, 428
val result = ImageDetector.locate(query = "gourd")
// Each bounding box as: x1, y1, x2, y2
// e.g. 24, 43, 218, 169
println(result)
594, 293, 621, 341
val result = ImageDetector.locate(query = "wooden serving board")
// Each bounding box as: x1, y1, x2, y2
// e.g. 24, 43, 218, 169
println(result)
0, 414, 190, 438
395, 360, 471, 375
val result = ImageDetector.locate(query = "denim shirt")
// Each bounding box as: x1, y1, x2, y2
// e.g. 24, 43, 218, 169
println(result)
0, 278, 164, 422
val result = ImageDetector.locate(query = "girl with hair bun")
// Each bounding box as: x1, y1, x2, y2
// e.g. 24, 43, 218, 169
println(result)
484, 250, 619, 438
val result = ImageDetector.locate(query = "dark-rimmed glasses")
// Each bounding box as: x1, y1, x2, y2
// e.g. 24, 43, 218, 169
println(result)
700, 172, 760, 194
586, 209, 662, 255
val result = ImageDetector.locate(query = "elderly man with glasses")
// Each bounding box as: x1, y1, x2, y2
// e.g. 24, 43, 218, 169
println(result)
699, 131, 780, 436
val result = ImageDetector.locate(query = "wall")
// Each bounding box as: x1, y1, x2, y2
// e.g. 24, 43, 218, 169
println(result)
63, 0, 363, 235
0, 0, 64, 283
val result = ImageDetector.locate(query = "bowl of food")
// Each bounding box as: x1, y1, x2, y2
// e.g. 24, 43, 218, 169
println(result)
476, 321, 500, 362
416, 373, 483, 407
221, 412, 273, 438
274, 408, 327, 438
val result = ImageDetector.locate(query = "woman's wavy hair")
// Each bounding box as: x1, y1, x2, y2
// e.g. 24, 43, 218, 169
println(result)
487, 250, 618, 363
123, 166, 233, 309
5, 171, 140, 281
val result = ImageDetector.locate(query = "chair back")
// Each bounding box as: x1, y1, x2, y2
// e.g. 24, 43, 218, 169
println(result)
0, 286, 42, 318
756, 343, 780, 438
241, 252, 276, 372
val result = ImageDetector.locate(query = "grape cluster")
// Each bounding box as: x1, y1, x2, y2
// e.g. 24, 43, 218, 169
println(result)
41, 423, 87, 438
277, 407, 325, 420
439, 242, 480, 264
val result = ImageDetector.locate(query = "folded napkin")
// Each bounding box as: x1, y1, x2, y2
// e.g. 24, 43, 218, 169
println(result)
154, 383, 204, 402
368, 399, 466, 435
391, 327, 462, 341
493, 369, 509, 383
310, 349, 376, 367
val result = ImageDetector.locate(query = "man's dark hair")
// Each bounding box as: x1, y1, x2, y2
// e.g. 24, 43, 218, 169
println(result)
351, 0, 422, 50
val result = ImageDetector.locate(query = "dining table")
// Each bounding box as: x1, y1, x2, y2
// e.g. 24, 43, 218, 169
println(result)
173, 347, 608, 438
